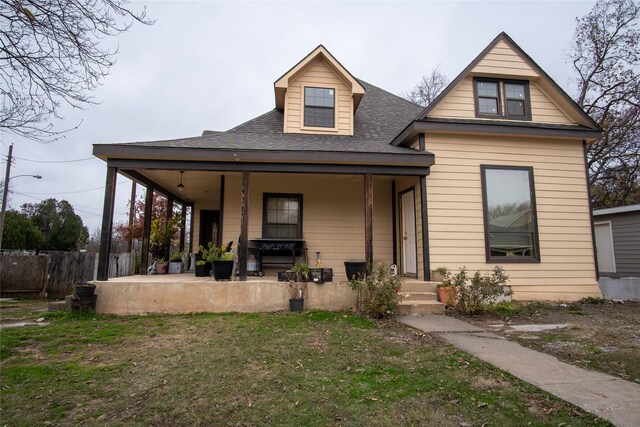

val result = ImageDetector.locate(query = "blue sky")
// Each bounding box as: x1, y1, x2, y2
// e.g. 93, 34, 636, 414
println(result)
1, 0, 596, 232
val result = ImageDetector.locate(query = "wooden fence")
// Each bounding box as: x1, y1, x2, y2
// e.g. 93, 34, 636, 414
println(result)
0, 251, 136, 299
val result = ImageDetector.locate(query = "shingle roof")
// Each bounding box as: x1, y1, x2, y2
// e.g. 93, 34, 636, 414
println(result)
121, 81, 425, 155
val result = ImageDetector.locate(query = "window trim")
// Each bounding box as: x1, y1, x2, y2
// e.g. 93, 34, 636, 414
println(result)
473, 78, 502, 118
480, 165, 541, 263
473, 78, 532, 121
262, 193, 303, 239
303, 86, 336, 129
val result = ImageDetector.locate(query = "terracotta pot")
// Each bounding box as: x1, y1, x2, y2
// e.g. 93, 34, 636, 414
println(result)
155, 262, 168, 274
437, 286, 456, 306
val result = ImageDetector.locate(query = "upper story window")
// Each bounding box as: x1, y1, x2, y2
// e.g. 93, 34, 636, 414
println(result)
474, 78, 530, 120
304, 87, 335, 128
481, 165, 540, 263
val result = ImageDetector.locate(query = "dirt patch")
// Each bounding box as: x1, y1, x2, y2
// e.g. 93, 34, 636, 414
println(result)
456, 300, 640, 382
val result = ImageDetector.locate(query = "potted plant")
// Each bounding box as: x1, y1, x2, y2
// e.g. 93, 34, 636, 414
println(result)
211, 244, 235, 281
287, 265, 309, 312
149, 216, 182, 274
195, 242, 214, 277
168, 252, 183, 274
435, 267, 457, 307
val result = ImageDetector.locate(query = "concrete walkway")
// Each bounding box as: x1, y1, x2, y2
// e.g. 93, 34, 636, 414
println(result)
399, 314, 640, 427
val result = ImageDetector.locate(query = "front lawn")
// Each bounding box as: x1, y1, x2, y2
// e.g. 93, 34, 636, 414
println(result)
459, 300, 640, 383
0, 300, 609, 426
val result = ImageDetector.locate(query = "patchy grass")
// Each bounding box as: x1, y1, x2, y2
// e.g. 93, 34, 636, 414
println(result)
461, 300, 640, 382
0, 300, 610, 426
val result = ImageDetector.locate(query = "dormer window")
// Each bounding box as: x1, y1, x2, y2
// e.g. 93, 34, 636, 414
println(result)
304, 87, 335, 128
474, 78, 530, 120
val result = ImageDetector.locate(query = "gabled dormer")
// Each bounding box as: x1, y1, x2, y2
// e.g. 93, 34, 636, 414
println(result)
421, 32, 599, 128
274, 45, 365, 136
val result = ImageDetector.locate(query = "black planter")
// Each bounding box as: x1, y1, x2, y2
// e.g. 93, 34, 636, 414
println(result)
195, 262, 212, 277
212, 260, 234, 280
74, 283, 96, 298
344, 261, 367, 281
289, 298, 304, 312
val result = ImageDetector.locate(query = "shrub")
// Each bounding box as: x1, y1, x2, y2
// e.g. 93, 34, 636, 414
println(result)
441, 266, 511, 315
350, 262, 402, 319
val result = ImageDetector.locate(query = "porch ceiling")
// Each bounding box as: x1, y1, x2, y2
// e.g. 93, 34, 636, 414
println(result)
136, 169, 226, 203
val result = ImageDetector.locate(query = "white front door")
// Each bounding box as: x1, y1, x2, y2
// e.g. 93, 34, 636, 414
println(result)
400, 190, 417, 276
594, 222, 616, 273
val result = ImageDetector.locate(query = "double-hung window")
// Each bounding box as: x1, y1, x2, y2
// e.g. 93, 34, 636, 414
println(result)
263, 194, 302, 239
304, 87, 335, 128
474, 78, 530, 120
481, 165, 540, 262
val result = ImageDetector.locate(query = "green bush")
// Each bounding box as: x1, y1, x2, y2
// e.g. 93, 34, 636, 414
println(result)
441, 266, 511, 315
350, 262, 402, 319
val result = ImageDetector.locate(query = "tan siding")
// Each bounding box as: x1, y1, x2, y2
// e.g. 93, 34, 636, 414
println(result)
429, 79, 572, 125
222, 173, 392, 281
425, 134, 600, 301
285, 57, 353, 136
471, 40, 539, 78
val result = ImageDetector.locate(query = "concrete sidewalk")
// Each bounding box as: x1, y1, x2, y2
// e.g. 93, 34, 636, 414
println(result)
399, 314, 640, 427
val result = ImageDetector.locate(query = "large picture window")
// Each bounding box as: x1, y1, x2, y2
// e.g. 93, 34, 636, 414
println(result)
481, 165, 540, 262
304, 87, 335, 128
262, 194, 302, 239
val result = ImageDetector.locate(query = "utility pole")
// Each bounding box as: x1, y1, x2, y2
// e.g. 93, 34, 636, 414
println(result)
0, 144, 14, 251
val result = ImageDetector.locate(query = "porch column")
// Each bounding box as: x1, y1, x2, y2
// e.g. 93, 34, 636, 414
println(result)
127, 181, 136, 253
188, 206, 194, 254
238, 171, 250, 281
97, 167, 117, 281
364, 173, 373, 276
418, 133, 431, 281
140, 187, 154, 273
179, 204, 187, 252
165, 197, 174, 260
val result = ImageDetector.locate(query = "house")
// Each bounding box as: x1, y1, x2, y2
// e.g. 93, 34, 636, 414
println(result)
593, 204, 640, 300
93, 32, 603, 311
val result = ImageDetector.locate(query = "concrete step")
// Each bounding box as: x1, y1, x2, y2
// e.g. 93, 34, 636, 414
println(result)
398, 291, 437, 302
397, 300, 445, 315
401, 281, 439, 293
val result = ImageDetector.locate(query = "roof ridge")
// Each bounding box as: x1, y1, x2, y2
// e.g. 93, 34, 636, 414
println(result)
225, 109, 280, 133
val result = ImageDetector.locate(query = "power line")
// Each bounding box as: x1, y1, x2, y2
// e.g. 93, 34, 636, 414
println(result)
18, 180, 128, 195
13, 156, 97, 163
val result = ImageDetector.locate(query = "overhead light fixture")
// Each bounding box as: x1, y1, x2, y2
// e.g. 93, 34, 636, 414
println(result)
177, 170, 185, 191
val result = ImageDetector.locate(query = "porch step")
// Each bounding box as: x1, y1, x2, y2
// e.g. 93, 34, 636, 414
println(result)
401, 281, 439, 293
397, 300, 445, 315
398, 291, 437, 302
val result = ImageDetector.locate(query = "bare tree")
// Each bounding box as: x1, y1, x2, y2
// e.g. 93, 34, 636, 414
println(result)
402, 67, 449, 107
570, 0, 640, 208
0, 0, 153, 142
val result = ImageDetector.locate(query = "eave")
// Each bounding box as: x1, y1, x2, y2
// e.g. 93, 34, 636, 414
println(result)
93, 144, 434, 177
391, 118, 603, 147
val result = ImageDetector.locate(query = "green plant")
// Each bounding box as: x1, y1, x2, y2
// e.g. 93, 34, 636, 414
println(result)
440, 266, 511, 315
349, 262, 402, 319
150, 215, 182, 262
169, 252, 183, 263
291, 263, 310, 282
579, 296, 606, 305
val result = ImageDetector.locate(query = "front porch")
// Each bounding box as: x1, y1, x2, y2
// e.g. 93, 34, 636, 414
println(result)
94, 273, 443, 315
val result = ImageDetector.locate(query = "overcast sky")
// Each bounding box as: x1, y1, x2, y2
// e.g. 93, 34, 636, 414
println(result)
1, 0, 596, 234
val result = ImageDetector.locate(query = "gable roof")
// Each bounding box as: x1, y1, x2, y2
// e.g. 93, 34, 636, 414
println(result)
94, 80, 432, 168
419, 32, 601, 130
274, 45, 366, 111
